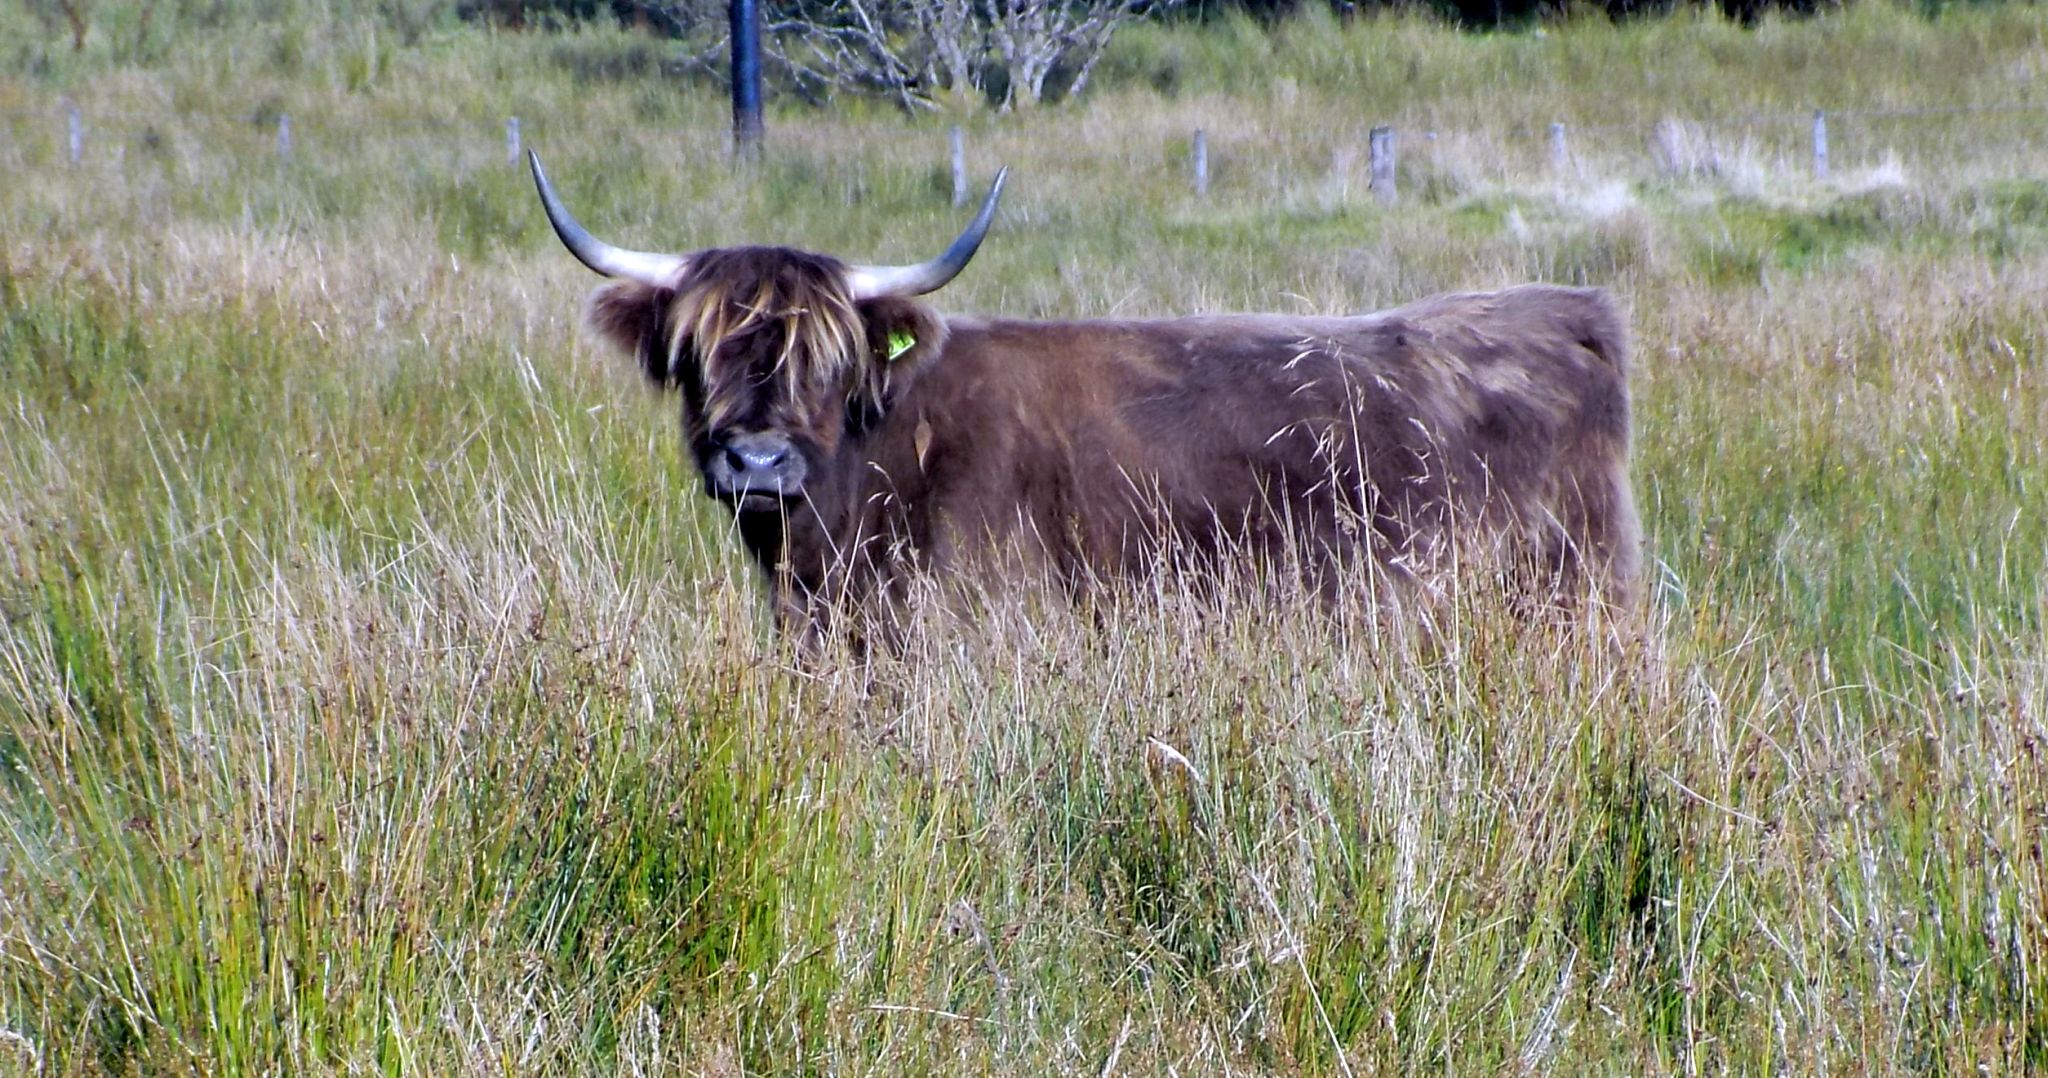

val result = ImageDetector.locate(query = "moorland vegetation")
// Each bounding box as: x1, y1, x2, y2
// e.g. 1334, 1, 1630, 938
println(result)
1, 1, 2044, 1071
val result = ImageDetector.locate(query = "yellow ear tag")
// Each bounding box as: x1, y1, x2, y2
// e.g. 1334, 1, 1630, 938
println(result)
885, 330, 916, 362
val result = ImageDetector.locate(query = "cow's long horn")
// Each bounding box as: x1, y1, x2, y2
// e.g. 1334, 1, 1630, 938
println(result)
529, 151, 689, 287
847, 167, 1008, 300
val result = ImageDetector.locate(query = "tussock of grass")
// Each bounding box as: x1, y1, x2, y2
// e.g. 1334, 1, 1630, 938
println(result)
2, 1, 2047, 1072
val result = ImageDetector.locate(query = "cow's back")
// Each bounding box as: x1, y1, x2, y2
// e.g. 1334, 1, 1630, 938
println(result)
881, 284, 1639, 602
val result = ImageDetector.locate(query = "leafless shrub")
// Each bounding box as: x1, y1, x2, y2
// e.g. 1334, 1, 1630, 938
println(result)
984, 0, 1165, 108
647, 0, 1181, 111
52, 0, 91, 50
26, 0, 162, 56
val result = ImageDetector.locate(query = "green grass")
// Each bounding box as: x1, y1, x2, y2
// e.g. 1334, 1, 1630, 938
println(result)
2, 1, 2046, 1072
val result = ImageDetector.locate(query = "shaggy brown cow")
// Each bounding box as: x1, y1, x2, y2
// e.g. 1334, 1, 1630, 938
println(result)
531, 154, 1641, 634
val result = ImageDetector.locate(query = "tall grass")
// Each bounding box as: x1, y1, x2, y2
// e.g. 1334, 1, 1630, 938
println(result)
2, 2, 2045, 1071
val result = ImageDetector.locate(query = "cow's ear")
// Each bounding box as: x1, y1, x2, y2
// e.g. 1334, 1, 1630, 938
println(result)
850, 297, 948, 432
584, 281, 678, 388
857, 297, 946, 377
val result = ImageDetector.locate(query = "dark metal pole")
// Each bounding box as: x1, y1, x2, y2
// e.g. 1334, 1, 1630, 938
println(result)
729, 0, 763, 157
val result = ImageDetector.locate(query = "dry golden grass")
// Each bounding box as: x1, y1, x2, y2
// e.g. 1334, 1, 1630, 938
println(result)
0, 1, 2044, 1072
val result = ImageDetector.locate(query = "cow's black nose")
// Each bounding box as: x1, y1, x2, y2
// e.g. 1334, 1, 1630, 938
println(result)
707, 430, 807, 502
724, 439, 789, 476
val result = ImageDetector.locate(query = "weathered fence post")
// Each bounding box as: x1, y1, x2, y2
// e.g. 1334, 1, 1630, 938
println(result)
1550, 122, 1569, 175
1369, 126, 1396, 205
65, 99, 82, 166
1811, 109, 1828, 179
1650, 118, 1683, 177
506, 116, 521, 167
949, 125, 967, 207
276, 114, 292, 161
1192, 128, 1209, 197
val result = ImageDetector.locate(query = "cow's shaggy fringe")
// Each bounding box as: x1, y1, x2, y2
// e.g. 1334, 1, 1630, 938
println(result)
669, 251, 873, 432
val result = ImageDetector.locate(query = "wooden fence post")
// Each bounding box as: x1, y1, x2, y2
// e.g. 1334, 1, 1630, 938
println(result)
1369, 126, 1396, 205
1192, 128, 1208, 197
1650, 118, 1683, 177
949, 126, 967, 207
65, 100, 82, 166
506, 116, 521, 167
276, 114, 292, 161
1812, 109, 1828, 179
1550, 122, 1569, 175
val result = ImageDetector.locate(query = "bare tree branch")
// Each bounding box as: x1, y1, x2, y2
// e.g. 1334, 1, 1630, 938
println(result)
55, 0, 90, 51
735, 0, 1178, 112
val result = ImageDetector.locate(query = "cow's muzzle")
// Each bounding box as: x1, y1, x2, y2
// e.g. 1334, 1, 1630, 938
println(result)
705, 431, 808, 511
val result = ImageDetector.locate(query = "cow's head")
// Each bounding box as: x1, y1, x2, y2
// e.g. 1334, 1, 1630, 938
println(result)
530, 152, 1005, 515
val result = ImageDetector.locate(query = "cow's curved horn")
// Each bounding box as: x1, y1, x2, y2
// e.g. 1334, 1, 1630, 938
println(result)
529, 151, 689, 287
847, 167, 1008, 300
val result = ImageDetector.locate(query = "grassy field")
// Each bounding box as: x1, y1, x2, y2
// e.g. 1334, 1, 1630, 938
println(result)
2, 2, 2045, 1072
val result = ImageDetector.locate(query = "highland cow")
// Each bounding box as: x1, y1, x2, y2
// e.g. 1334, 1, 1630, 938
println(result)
531, 154, 1641, 636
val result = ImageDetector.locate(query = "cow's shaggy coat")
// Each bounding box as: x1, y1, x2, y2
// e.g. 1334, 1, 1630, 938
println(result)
532, 154, 1638, 636
585, 259, 1640, 634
